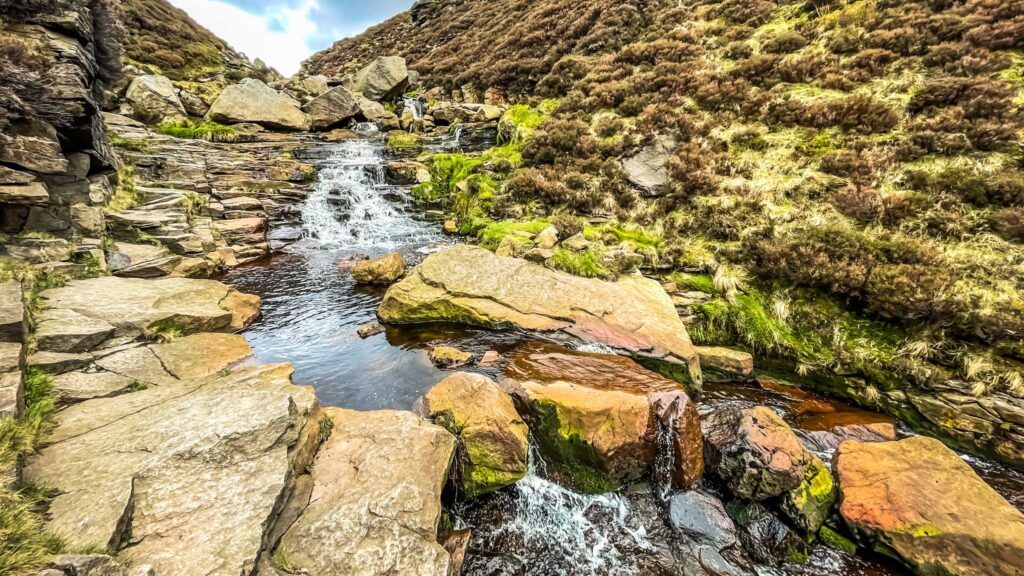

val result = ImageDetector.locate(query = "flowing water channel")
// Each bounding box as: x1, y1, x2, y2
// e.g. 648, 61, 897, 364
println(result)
222, 135, 1024, 576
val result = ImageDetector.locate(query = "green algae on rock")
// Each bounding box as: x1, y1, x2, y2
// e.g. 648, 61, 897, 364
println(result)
417, 372, 529, 499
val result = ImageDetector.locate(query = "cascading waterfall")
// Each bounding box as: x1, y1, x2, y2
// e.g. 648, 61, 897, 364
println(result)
300, 138, 441, 250
460, 445, 654, 576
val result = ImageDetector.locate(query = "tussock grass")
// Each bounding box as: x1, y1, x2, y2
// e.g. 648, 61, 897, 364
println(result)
157, 119, 249, 143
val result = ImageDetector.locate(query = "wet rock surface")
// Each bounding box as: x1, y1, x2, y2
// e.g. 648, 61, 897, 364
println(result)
501, 342, 702, 493
703, 406, 812, 501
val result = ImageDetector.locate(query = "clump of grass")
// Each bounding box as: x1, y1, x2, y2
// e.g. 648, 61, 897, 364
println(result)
0, 257, 31, 284
156, 119, 249, 143
476, 219, 550, 250
546, 248, 609, 278
317, 413, 334, 444
106, 166, 144, 213
412, 154, 483, 206
143, 318, 185, 342
272, 546, 294, 571
109, 135, 152, 153
669, 272, 717, 294
0, 367, 62, 572
179, 191, 208, 223
498, 100, 557, 145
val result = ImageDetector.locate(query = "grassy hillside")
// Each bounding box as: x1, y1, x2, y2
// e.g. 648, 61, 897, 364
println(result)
308, 0, 1024, 412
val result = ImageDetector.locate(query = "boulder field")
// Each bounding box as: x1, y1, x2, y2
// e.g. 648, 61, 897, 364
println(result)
378, 244, 704, 391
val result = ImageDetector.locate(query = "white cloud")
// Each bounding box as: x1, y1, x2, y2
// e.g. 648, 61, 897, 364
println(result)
166, 0, 320, 77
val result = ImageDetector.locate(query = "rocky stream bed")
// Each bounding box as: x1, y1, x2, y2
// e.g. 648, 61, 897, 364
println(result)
1, 16, 1022, 573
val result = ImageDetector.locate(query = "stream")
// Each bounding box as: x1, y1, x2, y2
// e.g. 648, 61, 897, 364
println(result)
221, 134, 1024, 576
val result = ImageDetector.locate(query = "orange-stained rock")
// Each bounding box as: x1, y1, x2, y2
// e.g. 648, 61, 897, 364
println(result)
834, 436, 1024, 576
702, 406, 811, 501
501, 342, 702, 493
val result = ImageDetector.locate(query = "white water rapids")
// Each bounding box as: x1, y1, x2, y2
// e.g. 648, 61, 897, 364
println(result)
301, 138, 441, 250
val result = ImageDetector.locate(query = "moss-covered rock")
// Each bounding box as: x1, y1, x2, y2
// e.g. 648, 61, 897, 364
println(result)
779, 454, 837, 535
501, 341, 703, 493
418, 372, 528, 499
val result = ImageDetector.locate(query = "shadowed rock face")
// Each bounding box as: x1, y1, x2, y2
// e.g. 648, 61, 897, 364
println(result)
378, 245, 702, 389
276, 408, 456, 576
25, 364, 319, 575
834, 436, 1024, 576
702, 406, 812, 501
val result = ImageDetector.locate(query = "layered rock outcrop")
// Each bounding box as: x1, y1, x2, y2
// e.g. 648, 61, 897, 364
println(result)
26, 363, 320, 574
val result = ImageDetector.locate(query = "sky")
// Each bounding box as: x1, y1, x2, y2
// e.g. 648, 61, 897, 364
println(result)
167, 0, 412, 76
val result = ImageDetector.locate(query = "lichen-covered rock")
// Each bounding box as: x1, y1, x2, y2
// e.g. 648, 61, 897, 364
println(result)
126, 75, 186, 124
779, 455, 837, 535
834, 436, 1024, 576
206, 78, 310, 131
418, 372, 528, 498
352, 251, 406, 285
501, 342, 702, 493
302, 85, 360, 130
379, 245, 702, 389
276, 408, 456, 575
702, 406, 811, 501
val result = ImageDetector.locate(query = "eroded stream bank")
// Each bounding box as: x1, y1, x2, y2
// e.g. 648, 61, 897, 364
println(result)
220, 135, 1024, 576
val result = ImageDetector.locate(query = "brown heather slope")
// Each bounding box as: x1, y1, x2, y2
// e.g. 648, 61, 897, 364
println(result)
119, 0, 267, 80
302, 0, 650, 96
306, 0, 1024, 463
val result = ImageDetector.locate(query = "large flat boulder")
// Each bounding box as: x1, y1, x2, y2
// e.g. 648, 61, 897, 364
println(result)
346, 56, 410, 101
206, 78, 310, 131
25, 364, 319, 575
418, 372, 529, 498
834, 436, 1024, 576
378, 245, 702, 388
38, 276, 260, 340
276, 408, 456, 576
501, 342, 703, 493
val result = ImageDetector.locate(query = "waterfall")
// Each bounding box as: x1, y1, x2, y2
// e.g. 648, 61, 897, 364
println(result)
402, 96, 425, 120
300, 139, 441, 250
443, 124, 464, 151
461, 445, 653, 575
